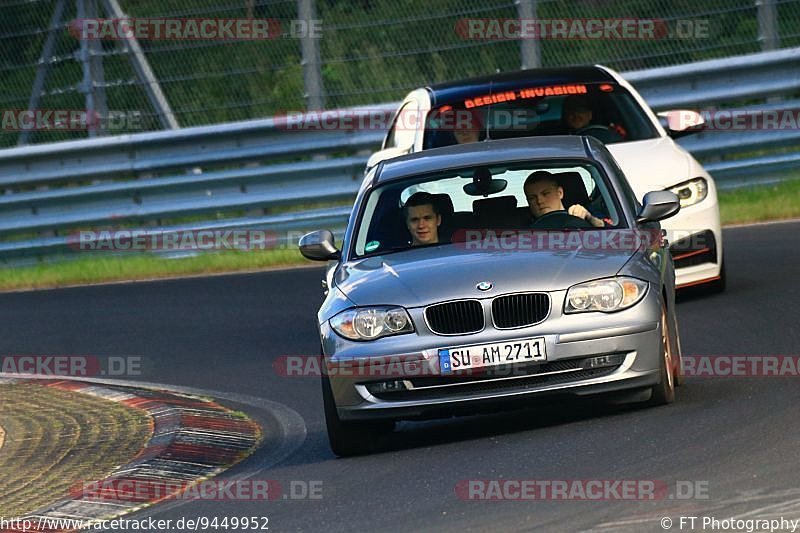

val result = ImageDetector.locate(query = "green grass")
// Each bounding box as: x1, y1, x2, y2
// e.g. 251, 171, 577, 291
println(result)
0, 247, 311, 292
718, 178, 800, 225
0, 179, 799, 292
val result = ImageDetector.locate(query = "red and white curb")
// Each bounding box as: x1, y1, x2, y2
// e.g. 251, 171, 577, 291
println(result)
0, 377, 261, 531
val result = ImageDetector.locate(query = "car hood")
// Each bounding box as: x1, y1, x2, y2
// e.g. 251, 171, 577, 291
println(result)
335, 242, 637, 308
607, 137, 690, 197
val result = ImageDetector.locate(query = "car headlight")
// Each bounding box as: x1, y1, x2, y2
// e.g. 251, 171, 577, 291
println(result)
330, 306, 414, 341
565, 277, 648, 314
668, 177, 707, 207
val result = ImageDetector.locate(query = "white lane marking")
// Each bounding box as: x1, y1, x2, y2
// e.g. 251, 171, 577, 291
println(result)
723, 217, 800, 230
584, 488, 800, 532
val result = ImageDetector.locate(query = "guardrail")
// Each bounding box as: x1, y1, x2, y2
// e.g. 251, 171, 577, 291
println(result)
1, 48, 799, 262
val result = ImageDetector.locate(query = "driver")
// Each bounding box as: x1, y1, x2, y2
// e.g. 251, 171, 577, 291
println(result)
524, 171, 604, 229
563, 95, 594, 133
562, 95, 625, 141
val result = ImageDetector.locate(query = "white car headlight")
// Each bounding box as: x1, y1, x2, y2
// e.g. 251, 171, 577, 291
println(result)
330, 306, 414, 341
668, 177, 707, 207
565, 277, 648, 314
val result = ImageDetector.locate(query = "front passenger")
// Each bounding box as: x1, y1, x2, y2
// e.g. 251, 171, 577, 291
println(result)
403, 192, 442, 246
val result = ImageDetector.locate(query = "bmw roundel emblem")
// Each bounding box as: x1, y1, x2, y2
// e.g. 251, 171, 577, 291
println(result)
476, 281, 493, 291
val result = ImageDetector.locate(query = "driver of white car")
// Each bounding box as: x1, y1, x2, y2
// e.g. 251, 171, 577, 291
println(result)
562, 94, 625, 142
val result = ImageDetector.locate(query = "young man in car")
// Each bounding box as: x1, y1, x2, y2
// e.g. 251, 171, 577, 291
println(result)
523, 171, 605, 229
562, 95, 626, 141
404, 192, 442, 245
563, 95, 595, 132
436, 107, 483, 146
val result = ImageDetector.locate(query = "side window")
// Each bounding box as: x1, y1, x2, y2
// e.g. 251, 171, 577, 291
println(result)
384, 101, 419, 150
607, 159, 640, 228
581, 174, 596, 196
610, 156, 641, 213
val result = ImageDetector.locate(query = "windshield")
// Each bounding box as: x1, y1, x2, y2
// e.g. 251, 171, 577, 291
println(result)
423, 82, 658, 149
352, 160, 625, 259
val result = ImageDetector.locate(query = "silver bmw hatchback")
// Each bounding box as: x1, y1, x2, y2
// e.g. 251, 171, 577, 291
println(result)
300, 136, 683, 456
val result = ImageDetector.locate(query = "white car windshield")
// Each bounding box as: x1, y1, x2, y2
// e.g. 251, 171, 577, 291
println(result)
423, 82, 659, 149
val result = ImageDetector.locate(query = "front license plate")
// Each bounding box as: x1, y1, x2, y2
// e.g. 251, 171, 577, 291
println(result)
438, 338, 546, 374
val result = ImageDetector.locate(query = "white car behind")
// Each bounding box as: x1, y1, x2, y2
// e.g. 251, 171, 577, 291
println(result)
367, 65, 724, 292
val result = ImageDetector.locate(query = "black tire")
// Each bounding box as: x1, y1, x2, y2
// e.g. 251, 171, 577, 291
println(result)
321, 370, 393, 457
649, 303, 676, 406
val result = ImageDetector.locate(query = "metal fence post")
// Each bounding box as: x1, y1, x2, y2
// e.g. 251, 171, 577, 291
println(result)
78, 0, 109, 137
18, 0, 67, 146
516, 0, 540, 69
298, 0, 325, 110
757, 0, 779, 51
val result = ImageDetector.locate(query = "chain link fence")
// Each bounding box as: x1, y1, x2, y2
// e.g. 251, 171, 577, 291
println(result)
1, 0, 798, 147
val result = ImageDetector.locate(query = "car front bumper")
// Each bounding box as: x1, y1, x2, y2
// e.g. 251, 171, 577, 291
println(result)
321, 291, 665, 422
660, 180, 724, 288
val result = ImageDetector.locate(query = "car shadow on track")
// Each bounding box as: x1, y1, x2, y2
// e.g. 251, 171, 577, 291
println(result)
383, 400, 646, 452
292, 395, 665, 462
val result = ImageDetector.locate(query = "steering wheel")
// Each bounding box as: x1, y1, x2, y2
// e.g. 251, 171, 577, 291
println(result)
576, 124, 612, 135
575, 124, 621, 143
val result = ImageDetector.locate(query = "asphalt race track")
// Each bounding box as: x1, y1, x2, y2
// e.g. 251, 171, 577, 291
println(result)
2, 220, 800, 532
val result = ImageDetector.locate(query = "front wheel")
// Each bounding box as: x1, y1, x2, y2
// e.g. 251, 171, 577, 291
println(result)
649, 303, 676, 406
672, 310, 685, 387
321, 369, 393, 457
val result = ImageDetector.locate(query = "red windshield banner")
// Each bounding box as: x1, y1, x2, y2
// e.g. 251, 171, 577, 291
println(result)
464, 84, 588, 108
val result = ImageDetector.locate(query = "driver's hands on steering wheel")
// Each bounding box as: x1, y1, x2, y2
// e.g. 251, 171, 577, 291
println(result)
576, 124, 610, 134
568, 204, 605, 228
574, 124, 624, 143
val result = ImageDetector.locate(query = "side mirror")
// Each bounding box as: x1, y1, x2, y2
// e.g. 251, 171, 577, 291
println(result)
365, 146, 411, 173
658, 110, 705, 138
299, 230, 341, 261
637, 191, 680, 223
